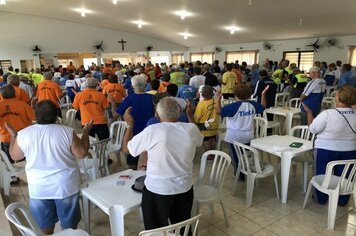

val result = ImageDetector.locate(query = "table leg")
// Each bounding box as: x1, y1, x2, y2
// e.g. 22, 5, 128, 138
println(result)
83, 196, 90, 234
280, 155, 292, 204
285, 114, 293, 135
109, 205, 125, 236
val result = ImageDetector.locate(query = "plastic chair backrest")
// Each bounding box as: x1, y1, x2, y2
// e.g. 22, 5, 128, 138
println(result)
322, 160, 356, 194
5, 202, 45, 236
198, 150, 231, 190
139, 214, 201, 236
289, 125, 315, 141
253, 116, 267, 138
108, 121, 127, 150
232, 141, 263, 173
288, 98, 301, 108
92, 138, 111, 176
221, 98, 236, 107
66, 109, 77, 127
0, 149, 16, 173
79, 149, 100, 184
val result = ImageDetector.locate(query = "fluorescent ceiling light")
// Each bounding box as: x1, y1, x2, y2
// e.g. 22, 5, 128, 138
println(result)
179, 32, 193, 40
132, 20, 148, 29
74, 8, 93, 17
174, 10, 192, 20
113, 0, 118, 5
0, 0, 6, 5
225, 26, 242, 34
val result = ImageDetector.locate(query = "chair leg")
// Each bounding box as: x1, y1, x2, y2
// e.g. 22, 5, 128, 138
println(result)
303, 182, 313, 208
273, 173, 280, 200
246, 175, 255, 207
219, 199, 229, 227
353, 189, 356, 208
232, 166, 241, 196
4, 172, 10, 196
115, 152, 123, 166
302, 162, 308, 193
208, 204, 214, 214
327, 192, 339, 230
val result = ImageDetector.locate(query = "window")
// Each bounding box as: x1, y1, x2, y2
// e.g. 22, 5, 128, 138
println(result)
0, 60, 12, 72
349, 46, 356, 66
171, 54, 184, 64
150, 56, 169, 64
190, 53, 214, 64
226, 51, 259, 65
283, 51, 314, 72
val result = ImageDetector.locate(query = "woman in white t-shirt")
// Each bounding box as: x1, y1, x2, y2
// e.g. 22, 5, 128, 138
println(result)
304, 85, 356, 206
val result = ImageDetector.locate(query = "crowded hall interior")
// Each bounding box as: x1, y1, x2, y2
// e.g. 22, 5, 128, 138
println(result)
1, 0, 356, 235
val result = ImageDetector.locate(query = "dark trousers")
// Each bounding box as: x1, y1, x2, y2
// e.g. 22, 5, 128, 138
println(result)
88, 124, 109, 140
142, 186, 194, 234
314, 148, 356, 205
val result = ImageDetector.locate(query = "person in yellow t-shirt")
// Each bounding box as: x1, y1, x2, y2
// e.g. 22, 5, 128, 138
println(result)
221, 63, 237, 99
194, 85, 219, 160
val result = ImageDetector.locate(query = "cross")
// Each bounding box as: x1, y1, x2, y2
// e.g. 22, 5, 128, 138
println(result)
118, 39, 127, 51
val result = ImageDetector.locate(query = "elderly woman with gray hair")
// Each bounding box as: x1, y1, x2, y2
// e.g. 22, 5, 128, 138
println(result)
110, 75, 155, 170
122, 97, 203, 232
304, 85, 356, 206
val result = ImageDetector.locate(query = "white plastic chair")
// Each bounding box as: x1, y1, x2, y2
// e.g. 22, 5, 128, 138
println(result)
79, 149, 100, 184
216, 117, 227, 150
289, 125, 315, 193
193, 150, 231, 227
0, 150, 25, 196
59, 95, 72, 110
106, 121, 127, 167
253, 116, 268, 138
66, 109, 77, 128
303, 159, 356, 230
263, 111, 281, 135
5, 202, 89, 236
274, 92, 290, 107
139, 214, 201, 236
288, 98, 301, 108
232, 141, 279, 206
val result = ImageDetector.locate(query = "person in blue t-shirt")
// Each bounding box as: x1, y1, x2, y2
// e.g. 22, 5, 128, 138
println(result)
338, 64, 353, 87
110, 75, 154, 170
300, 66, 326, 125
123, 70, 134, 95
177, 77, 196, 102
216, 83, 269, 179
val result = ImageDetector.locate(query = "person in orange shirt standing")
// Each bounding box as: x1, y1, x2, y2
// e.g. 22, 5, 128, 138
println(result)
158, 73, 171, 92
36, 72, 65, 118
72, 77, 109, 140
102, 74, 126, 124
0, 85, 35, 184
7, 75, 31, 103
66, 62, 76, 73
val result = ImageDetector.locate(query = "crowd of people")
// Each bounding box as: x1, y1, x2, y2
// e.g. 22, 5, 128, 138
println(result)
0, 57, 355, 234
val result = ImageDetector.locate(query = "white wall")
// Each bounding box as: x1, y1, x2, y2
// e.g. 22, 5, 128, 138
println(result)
188, 36, 356, 65
0, 12, 187, 69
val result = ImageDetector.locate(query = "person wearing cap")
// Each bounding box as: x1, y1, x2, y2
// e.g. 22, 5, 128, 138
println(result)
72, 77, 110, 140
35, 72, 66, 117
194, 85, 219, 158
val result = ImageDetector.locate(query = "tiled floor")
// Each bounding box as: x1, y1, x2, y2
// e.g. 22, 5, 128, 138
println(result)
3, 146, 356, 236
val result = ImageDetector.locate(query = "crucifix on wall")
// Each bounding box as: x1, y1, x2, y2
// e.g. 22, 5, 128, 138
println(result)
118, 39, 127, 51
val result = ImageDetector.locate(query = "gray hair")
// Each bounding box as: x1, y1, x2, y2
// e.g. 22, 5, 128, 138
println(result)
156, 97, 180, 120
7, 74, 20, 86
44, 72, 53, 80
309, 66, 321, 74
131, 75, 147, 90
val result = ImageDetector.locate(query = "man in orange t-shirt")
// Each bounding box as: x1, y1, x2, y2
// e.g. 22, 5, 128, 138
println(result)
72, 77, 109, 140
158, 73, 171, 92
0, 85, 35, 184
102, 74, 126, 124
66, 62, 76, 72
36, 72, 65, 117
6, 75, 31, 103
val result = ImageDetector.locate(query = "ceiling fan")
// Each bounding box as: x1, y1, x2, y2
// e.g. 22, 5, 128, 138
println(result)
93, 41, 104, 51
32, 45, 41, 52
306, 38, 320, 52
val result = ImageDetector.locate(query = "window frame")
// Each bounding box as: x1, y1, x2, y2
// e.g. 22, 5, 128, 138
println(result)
283, 50, 315, 72
190, 52, 214, 64
225, 50, 259, 65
